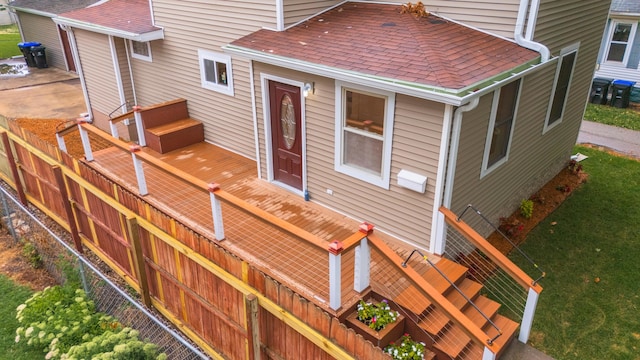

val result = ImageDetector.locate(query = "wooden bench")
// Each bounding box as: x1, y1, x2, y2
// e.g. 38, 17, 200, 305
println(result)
138, 98, 204, 154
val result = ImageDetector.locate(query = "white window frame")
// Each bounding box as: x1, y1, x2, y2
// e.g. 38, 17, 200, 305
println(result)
604, 20, 637, 66
129, 40, 152, 62
544, 43, 579, 133
197, 49, 234, 96
481, 79, 522, 178
334, 81, 395, 189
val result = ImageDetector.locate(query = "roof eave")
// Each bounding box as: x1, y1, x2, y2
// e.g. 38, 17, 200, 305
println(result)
53, 17, 164, 42
9, 6, 57, 18
609, 11, 640, 18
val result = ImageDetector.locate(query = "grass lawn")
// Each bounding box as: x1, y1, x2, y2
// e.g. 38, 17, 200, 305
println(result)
0, 24, 22, 59
0, 275, 45, 360
515, 146, 640, 360
584, 103, 640, 131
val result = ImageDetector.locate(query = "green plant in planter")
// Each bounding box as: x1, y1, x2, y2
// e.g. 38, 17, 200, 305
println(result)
356, 299, 399, 331
384, 333, 426, 360
520, 199, 534, 219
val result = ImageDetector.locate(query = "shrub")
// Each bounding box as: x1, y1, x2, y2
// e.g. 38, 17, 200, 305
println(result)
62, 328, 167, 360
384, 333, 426, 360
520, 199, 534, 219
356, 299, 399, 331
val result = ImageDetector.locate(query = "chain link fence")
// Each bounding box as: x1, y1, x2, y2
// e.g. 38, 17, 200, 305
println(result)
0, 183, 209, 360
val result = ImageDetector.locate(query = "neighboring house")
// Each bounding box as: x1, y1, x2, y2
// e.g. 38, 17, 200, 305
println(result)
8, 0, 100, 71
595, 0, 640, 86
16, 0, 611, 255
0, 0, 14, 25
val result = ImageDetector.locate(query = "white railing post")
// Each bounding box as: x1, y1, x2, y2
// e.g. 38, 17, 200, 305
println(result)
109, 121, 119, 139
133, 106, 146, 147
56, 133, 67, 153
354, 222, 374, 293
519, 287, 540, 343
208, 183, 225, 241
77, 120, 93, 162
483, 346, 497, 360
328, 240, 343, 311
130, 145, 148, 196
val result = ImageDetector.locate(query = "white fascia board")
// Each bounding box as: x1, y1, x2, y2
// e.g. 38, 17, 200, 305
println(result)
53, 17, 164, 41
9, 6, 57, 18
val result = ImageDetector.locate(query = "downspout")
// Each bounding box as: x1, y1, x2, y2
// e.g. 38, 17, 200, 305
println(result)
431, 97, 480, 255
515, 0, 550, 62
62, 26, 93, 123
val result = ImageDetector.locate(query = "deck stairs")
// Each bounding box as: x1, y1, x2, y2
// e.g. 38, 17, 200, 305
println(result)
393, 257, 518, 359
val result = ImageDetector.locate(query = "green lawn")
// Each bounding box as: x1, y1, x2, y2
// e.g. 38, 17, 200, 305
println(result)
515, 146, 640, 360
0, 24, 22, 59
0, 275, 45, 360
584, 103, 640, 131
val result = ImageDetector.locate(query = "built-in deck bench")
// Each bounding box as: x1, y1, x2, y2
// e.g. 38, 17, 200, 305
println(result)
138, 98, 204, 154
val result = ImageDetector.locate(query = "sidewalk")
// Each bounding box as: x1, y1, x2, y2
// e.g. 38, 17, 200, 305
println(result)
577, 120, 640, 159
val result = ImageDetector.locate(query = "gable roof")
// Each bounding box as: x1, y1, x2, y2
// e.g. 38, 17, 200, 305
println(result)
55, 0, 163, 41
9, 0, 100, 17
611, 0, 640, 14
226, 2, 539, 101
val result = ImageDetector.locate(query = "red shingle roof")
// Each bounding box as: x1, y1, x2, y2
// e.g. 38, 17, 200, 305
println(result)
230, 2, 539, 90
59, 0, 160, 35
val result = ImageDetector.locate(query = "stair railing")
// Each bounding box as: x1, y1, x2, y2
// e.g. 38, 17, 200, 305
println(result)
108, 102, 133, 140
402, 248, 503, 345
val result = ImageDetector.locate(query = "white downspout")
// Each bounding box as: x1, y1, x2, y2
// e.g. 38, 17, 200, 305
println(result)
431, 97, 480, 255
63, 26, 93, 123
515, 0, 550, 62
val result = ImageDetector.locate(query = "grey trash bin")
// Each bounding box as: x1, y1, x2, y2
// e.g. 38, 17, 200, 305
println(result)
30, 46, 48, 69
590, 78, 613, 105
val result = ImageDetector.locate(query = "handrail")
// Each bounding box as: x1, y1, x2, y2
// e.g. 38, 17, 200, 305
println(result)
366, 233, 500, 351
108, 102, 130, 120
110, 109, 135, 124
402, 249, 502, 345
456, 204, 546, 285
440, 206, 543, 293
55, 120, 79, 136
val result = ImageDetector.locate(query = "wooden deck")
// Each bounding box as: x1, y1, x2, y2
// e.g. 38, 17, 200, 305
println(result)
87, 141, 429, 316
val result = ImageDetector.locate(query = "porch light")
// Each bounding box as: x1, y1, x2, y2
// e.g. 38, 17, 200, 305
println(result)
303, 82, 314, 97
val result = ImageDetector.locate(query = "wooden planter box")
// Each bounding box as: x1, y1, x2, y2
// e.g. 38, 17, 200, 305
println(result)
346, 311, 405, 348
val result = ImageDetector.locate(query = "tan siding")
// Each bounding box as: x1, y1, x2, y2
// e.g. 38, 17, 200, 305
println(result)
115, 38, 134, 108
283, 0, 341, 27
74, 30, 120, 132
16, 12, 67, 69
253, 63, 445, 247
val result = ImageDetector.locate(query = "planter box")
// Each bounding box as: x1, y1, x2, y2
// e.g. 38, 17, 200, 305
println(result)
346, 311, 405, 348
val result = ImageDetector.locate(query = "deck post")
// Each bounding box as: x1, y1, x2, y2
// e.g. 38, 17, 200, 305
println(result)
77, 121, 93, 162
519, 287, 539, 343
55, 133, 67, 153
328, 240, 343, 311
133, 106, 146, 147
208, 183, 225, 240
130, 145, 148, 196
354, 223, 374, 292
109, 121, 119, 139
483, 346, 496, 360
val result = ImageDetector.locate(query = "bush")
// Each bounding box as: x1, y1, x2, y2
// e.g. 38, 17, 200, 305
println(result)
520, 199, 534, 219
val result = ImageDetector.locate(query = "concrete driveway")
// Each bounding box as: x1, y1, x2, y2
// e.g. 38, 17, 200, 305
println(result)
0, 57, 86, 120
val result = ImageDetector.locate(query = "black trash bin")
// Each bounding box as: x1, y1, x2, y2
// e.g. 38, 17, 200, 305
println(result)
590, 77, 613, 105
30, 46, 48, 69
17, 41, 40, 67
610, 80, 636, 108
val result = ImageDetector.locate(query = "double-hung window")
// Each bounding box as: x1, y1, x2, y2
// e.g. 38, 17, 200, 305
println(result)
545, 44, 578, 131
335, 82, 395, 188
482, 79, 521, 176
605, 20, 637, 65
197, 49, 234, 96
130, 40, 152, 61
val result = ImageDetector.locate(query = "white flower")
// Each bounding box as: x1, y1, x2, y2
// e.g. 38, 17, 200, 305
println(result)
25, 326, 34, 337
14, 335, 20, 343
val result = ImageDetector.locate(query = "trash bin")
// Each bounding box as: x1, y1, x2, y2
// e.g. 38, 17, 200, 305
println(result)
610, 80, 636, 108
590, 78, 613, 105
30, 46, 48, 69
17, 41, 40, 67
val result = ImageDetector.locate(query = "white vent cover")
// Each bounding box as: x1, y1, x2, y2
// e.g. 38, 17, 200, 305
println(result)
397, 169, 427, 193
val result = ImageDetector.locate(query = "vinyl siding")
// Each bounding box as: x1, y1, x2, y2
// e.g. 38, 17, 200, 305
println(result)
282, 0, 341, 28
16, 12, 67, 70
115, 38, 134, 108
253, 63, 445, 247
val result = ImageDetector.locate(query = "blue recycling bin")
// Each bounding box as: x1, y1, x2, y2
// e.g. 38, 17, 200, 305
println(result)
610, 80, 636, 108
17, 42, 41, 67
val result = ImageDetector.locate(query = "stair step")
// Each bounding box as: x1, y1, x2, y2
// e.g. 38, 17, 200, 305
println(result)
433, 324, 472, 359
463, 296, 501, 329
449, 314, 520, 360
446, 278, 483, 309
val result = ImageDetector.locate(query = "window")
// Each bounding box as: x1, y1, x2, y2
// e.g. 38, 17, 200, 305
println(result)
334, 82, 395, 188
482, 79, 521, 176
197, 49, 233, 96
130, 40, 152, 61
545, 44, 578, 131
605, 21, 637, 65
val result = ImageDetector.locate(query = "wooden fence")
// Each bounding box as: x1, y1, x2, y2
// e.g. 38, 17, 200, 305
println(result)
0, 122, 391, 360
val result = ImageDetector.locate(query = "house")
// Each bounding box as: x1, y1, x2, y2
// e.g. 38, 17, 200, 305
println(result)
0, 0, 15, 26
594, 0, 640, 100
9, 0, 612, 358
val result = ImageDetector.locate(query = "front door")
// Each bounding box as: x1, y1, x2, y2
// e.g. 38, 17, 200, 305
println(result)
269, 81, 303, 190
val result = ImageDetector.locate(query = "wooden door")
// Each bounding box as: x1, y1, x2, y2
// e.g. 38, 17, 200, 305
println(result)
269, 81, 303, 190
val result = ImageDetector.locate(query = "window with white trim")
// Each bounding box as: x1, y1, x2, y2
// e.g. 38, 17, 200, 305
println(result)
482, 79, 521, 176
605, 20, 637, 65
130, 40, 152, 61
197, 49, 233, 96
545, 44, 578, 131
335, 82, 395, 188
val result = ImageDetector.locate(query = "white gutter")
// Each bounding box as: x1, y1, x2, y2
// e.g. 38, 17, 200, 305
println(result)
429, 104, 454, 254
515, 0, 550, 61
61, 26, 93, 122
123, 38, 138, 106
53, 17, 164, 42
249, 61, 262, 178
109, 36, 127, 115
8, 6, 56, 18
